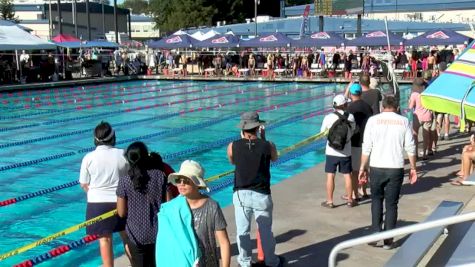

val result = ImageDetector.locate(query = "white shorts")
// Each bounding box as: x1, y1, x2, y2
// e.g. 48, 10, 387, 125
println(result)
351, 147, 362, 172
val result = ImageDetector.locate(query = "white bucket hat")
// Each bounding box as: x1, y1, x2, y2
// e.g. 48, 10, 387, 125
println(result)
169, 160, 208, 190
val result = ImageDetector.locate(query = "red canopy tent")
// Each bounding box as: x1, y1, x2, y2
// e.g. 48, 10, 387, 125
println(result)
53, 34, 80, 43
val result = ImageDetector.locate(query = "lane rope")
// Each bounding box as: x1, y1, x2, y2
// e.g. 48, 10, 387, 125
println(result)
0, 128, 329, 261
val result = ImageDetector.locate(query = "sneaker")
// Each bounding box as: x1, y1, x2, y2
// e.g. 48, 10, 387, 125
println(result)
444, 134, 450, 141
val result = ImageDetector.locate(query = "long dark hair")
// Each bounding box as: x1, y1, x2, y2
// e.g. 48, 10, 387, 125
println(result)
125, 141, 151, 193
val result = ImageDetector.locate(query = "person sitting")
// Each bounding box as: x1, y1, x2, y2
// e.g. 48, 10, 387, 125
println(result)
452, 134, 475, 186
231, 64, 239, 77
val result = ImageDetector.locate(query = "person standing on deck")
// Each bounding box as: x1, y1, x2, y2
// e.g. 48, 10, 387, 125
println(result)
227, 111, 284, 267
359, 96, 418, 249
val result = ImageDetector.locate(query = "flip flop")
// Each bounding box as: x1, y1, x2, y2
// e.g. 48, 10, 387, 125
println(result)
321, 201, 335, 209
451, 180, 465, 186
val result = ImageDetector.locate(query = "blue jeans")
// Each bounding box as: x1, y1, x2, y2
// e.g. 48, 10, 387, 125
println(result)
369, 167, 404, 233
233, 190, 279, 267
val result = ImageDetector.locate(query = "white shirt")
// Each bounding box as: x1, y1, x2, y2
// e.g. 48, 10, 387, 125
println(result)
320, 109, 355, 157
79, 145, 128, 203
362, 111, 416, 168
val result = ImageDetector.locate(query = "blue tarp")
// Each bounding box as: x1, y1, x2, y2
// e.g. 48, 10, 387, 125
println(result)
293, 32, 346, 47
148, 35, 199, 49
406, 29, 470, 46
240, 32, 294, 48
194, 34, 240, 48
55, 40, 119, 48
347, 31, 405, 47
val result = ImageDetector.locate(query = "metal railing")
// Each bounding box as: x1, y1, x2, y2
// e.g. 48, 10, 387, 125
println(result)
328, 211, 475, 267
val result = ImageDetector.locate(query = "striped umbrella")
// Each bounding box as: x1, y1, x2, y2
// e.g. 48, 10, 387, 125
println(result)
421, 40, 475, 130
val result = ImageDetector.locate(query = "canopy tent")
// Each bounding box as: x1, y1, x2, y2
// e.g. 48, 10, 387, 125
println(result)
190, 31, 205, 41
148, 35, 199, 49
347, 31, 405, 47
0, 20, 56, 50
240, 32, 294, 48
53, 34, 80, 43
55, 40, 119, 48
406, 29, 471, 46
194, 34, 240, 48
172, 30, 188, 35
200, 30, 220, 40
421, 40, 475, 129
293, 32, 346, 47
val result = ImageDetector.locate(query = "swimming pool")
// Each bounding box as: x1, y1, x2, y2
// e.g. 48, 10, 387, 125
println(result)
0, 80, 411, 266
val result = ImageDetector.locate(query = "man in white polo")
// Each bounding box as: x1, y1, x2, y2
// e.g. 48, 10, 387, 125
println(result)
358, 96, 417, 249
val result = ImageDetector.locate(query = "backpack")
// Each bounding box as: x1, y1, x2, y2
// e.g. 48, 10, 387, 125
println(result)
327, 112, 351, 151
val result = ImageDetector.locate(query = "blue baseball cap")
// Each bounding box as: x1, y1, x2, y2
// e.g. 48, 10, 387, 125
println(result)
349, 83, 362, 95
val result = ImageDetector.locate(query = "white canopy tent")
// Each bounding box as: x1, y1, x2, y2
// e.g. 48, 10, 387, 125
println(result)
172, 29, 188, 36
0, 20, 56, 50
200, 30, 219, 40
190, 30, 205, 41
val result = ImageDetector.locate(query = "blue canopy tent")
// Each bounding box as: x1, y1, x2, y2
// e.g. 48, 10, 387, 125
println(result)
148, 35, 199, 49
194, 34, 240, 48
406, 29, 471, 46
347, 31, 405, 47
293, 32, 346, 48
55, 40, 119, 48
421, 40, 475, 130
240, 32, 294, 48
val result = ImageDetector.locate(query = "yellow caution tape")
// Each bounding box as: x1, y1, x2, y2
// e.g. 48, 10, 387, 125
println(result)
0, 209, 117, 261
205, 131, 328, 183
1, 131, 329, 261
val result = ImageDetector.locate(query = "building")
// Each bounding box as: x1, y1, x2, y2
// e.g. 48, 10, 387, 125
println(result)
130, 15, 159, 40
14, 2, 130, 41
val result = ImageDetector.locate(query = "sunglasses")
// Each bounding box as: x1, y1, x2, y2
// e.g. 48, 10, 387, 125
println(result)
174, 177, 193, 185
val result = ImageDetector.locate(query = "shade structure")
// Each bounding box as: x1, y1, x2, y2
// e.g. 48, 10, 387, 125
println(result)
421, 40, 475, 127
0, 20, 56, 50
347, 31, 405, 47
53, 34, 80, 43
240, 32, 294, 48
148, 35, 199, 49
293, 32, 346, 48
406, 29, 471, 46
200, 30, 220, 40
194, 34, 240, 48
190, 30, 205, 41
172, 30, 188, 35
55, 40, 119, 48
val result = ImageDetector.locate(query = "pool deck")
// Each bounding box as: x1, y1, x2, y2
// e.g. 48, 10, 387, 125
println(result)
0, 74, 413, 92
113, 129, 475, 267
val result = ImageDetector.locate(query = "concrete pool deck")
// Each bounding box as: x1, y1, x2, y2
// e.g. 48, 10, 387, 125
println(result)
113, 129, 475, 267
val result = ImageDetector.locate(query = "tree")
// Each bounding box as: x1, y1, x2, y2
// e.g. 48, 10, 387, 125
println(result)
120, 0, 149, 15
150, 0, 216, 34
0, 0, 18, 22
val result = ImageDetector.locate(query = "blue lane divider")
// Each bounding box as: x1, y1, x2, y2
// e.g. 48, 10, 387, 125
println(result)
0, 81, 234, 120
41, 83, 293, 126
0, 104, 333, 206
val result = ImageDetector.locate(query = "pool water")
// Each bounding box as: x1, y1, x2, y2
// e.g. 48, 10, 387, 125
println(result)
0, 80, 411, 266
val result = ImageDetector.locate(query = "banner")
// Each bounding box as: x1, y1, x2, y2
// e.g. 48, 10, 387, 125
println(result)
300, 5, 311, 38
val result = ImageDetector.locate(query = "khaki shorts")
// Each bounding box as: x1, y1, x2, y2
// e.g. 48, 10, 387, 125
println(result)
351, 147, 362, 172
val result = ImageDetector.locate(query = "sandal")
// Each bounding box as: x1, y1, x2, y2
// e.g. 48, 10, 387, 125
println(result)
321, 201, 335, 209
451, 179, 465, 186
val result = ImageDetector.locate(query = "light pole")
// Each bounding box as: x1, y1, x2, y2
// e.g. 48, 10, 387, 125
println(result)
48, 0, 53, 39
254, 0, 259, 37
102, 0, 105, 37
